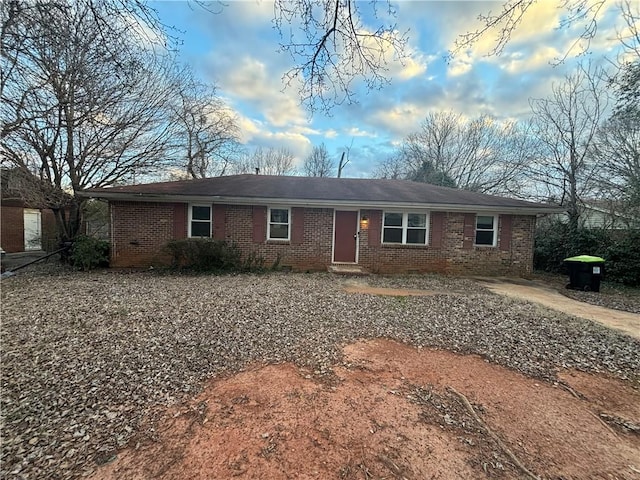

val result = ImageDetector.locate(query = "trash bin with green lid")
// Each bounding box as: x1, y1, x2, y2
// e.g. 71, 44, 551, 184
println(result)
564, 255, 605, 292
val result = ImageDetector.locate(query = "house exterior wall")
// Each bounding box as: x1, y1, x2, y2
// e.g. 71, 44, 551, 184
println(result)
359, 210, 534, 276
1, 204, 59, 253
110, 201, 536, 276
110, 202, 176, 267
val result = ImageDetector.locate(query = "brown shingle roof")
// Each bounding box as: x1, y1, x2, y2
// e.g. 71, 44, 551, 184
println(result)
83, 174, 559, 212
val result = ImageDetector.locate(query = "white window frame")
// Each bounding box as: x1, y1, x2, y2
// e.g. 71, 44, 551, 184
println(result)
381, 211, 429, 245
188, 204, 212, 238
474, 214, 498, 247
267, 206, 291, 241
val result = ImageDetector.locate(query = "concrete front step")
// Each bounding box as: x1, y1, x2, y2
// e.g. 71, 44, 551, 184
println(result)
327, 264, 369, 276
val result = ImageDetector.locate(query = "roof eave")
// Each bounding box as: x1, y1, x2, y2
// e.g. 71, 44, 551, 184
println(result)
79, 191, 563, 215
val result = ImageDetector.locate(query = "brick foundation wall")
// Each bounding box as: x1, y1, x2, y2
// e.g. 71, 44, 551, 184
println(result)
109, 201, 536, 276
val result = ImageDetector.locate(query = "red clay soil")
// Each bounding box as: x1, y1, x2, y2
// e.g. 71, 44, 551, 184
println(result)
90, 339, 640, 480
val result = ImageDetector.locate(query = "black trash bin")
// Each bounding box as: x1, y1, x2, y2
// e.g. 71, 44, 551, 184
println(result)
564, 255, 605, 292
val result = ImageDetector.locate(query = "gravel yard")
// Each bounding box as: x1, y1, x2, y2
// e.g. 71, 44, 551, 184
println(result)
2, 270, 639, 479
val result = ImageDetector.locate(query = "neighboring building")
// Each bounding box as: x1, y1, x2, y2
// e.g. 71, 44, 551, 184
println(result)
82, 174, 561, 276
543, 199, 638, 230
0, 169, 58, 253
577, 200, 637, 229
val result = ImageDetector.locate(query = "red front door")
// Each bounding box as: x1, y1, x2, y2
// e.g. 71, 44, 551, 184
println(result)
334, 210, 358, 263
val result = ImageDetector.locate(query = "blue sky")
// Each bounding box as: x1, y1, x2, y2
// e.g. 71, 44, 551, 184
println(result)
154, 0, 629, 177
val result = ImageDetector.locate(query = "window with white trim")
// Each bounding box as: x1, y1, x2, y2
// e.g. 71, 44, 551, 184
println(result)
268, 207, 290, 240
475, 215, 497, 246
189, 204, 211, 237
382, 212, 428, 245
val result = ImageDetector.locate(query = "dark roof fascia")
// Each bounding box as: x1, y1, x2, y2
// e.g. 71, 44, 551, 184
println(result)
82, 191, 564, 215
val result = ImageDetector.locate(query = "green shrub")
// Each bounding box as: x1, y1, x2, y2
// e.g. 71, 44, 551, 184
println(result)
604, 230, 640, 286
165, 238, 265, 273
70, 235, 110, 271
534, 220, 640, 286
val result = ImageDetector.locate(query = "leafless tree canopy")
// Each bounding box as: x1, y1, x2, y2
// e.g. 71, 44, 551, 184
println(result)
1, 0, 183, 240
303, 143, 334, 176
591, 114, 640, 224
528, 63, 609, 230
372, 153, 406, 180
376, 112, 532, 195
171, 77, 241, 179
610, 2, 639, 120
275, 0, 408, 113
451, 0, 609, 62
234, 147, 297, 176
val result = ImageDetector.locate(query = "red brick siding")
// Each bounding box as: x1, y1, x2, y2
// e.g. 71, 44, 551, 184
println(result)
358, 210, 534, 276
110, 201, 175, 267
368, 210, 381, 246
0, 206, 58, 252
109, 201, 535, 276
462, 213, 475, 249
225, 205, 333, 271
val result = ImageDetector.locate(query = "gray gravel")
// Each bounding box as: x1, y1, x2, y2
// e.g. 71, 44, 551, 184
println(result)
2, 270, 639, 480
532, 272, 640, 314
562, 289, 640, 314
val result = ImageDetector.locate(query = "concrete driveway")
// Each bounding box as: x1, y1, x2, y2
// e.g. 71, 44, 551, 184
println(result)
476, 278, 640, 340
1, 251, 53, 273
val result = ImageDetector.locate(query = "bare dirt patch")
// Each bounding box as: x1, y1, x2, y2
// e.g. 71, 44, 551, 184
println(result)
91, 339, 640, 480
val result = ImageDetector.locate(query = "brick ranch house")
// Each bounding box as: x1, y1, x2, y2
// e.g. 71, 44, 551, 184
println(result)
82, 174, 561, 275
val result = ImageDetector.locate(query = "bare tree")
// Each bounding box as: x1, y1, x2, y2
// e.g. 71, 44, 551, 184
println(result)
371, 153, 406, 180
303, 143, 334, 177
451, 0, 610, 62
234, 147, 297, 176
172, 78, 241, 179
591, 113, 640, 225
610, 1, 640, 120
271, 1, 636, 111
528, 63, 609, 231
337, 138, 353, 178
1, 0, 181, 241
275, 0, 408, 113
392, 112, 531, 194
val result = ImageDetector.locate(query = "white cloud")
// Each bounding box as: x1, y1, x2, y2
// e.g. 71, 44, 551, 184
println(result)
499, 46, 561, 73
215, 56, 308, 128
324, 129, 338, 139
447, 53, 474, 77
345, 127, 377, 138
370, 103, 429, 136
396, 54, 431, 80
233, 112, 312, 165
